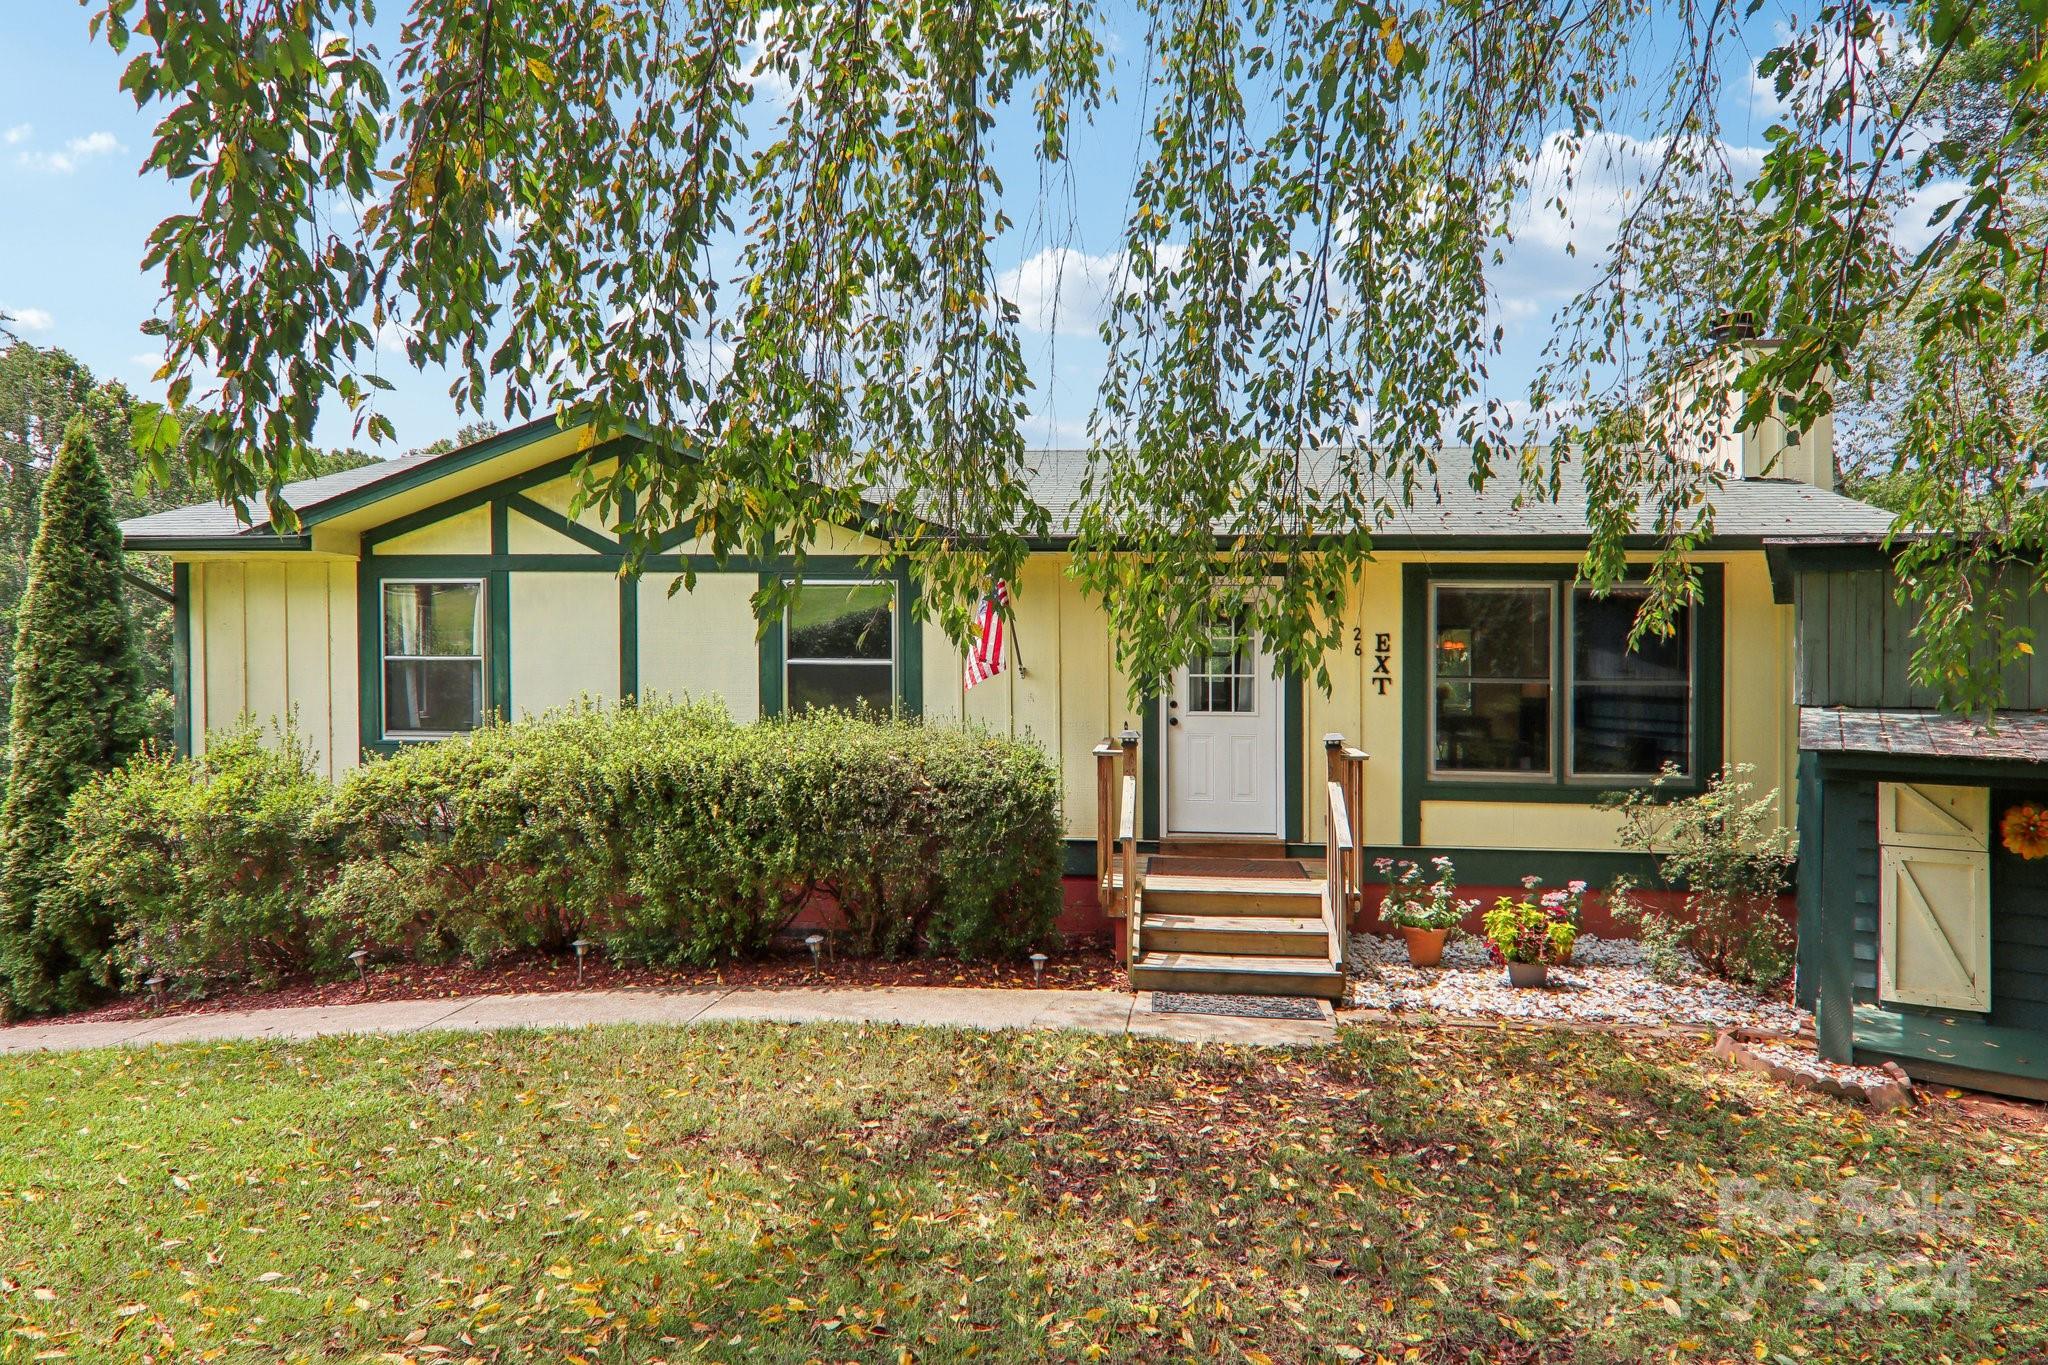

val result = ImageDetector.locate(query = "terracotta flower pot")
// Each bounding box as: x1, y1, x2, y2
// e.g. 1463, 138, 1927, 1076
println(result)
1400, 925, 1450, 968
1505, 960, 1548, 988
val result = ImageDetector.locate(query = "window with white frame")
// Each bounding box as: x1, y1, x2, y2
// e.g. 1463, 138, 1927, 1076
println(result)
382, 580, 485, 737
784, 581, 896, 713
1429, 580, 1694, 781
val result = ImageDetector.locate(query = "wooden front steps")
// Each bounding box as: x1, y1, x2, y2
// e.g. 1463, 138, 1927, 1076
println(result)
1130, 950, 1345, 999
1131, 863, 1346, 1000
1142, 873, 1324, 917
1143, 912, 1327, 957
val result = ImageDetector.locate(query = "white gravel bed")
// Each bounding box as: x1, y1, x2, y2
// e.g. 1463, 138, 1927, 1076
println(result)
1346, 932, 1812, 1034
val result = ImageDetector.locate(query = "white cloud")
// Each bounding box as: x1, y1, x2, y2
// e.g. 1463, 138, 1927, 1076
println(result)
1896, 177, 1969, 254
1000, 246, 1123, 337
3, 306, 54, 333
15, 129, 123, 174
2, 124, 30, 146
129, 352, 163, 372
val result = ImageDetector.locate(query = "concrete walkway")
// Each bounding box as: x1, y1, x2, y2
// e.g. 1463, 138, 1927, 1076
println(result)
0, 987, 1337, 1056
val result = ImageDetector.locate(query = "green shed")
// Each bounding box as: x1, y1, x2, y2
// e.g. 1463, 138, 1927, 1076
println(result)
1782, 544, 2048, 1099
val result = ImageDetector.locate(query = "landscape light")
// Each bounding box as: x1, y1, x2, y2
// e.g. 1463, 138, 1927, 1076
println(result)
348, 949, 369, 986
1030, 952, 1048, 984
572, 938, 593, 985
805, 933, 826, 966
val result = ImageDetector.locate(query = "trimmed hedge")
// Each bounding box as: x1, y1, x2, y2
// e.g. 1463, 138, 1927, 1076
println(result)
64, 703, 1064, 994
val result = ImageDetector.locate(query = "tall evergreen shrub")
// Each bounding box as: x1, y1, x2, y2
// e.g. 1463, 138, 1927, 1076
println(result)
0, 409, 146, 1015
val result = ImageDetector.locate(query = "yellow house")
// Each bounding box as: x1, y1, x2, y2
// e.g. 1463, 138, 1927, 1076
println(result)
122, 417, 1893, 988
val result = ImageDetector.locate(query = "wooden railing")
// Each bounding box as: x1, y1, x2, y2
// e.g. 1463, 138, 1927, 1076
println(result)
1120, 762, 1143, 958
1323, 735, 1368, 925
1094, 731, 1145, 953
1093, 740, 1120, 909
1324, 780, 1353, 973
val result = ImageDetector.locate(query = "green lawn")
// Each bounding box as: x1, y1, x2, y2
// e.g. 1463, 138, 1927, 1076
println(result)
0, 1023, 2038, 1363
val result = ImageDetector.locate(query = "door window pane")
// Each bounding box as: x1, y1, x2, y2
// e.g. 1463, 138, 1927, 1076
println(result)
1570, 589, 1691, 776
785, 581, 896, 713
1432, 585, 1553, 774
1186, 608, 1255, 714
381, 581, 484, 736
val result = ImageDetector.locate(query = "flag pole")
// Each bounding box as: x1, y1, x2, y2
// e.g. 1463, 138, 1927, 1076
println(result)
1007, 597, 1027, 676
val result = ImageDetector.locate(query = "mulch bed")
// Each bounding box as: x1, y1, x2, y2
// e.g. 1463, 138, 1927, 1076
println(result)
3, 941, 1125, 1031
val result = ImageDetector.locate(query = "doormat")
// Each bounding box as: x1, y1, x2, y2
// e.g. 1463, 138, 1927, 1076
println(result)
1146, 856, 1311, 878
1151, 992, 1325, 1021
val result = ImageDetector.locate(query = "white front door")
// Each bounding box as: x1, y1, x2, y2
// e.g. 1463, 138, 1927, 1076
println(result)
1165, 609, 1283, 836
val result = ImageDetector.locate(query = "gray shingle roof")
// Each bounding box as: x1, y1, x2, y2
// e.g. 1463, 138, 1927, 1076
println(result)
1800, 707, 2048, 761
119, 445, 456, 543
122, 436, 1899, 548
1017, 447, 1897, 543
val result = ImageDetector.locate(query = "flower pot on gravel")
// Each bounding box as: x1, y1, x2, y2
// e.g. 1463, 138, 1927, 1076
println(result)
1505, 961, 1549, 988
1400, 925, 1450, 967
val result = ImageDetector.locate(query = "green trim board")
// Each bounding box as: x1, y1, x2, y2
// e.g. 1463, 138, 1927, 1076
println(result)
1794, 749, 1822, 1011
1057, 837, 1662, 887
506, 491, 619, 555
1284, 666, 1306, 842
171, 563, 191, 758
1399, 562, 1727, 844
362, 441, 637, 552
1852, 1003, 2048, 1097
1141, 700, 1161, 840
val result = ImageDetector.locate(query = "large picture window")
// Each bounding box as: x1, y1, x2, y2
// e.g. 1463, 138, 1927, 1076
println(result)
383, 580, 484, 737
1431, 584, 1554, 775
1429, 580, 1695, 783
785, 581, 897, 713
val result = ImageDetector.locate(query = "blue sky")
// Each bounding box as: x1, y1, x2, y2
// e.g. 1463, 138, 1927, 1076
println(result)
0, 4, 1801, 461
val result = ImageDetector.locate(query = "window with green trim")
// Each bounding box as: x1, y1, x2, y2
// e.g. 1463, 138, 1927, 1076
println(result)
784, 581, 896, 714
1429, 581, 1695, 782
382, 580, 485, 737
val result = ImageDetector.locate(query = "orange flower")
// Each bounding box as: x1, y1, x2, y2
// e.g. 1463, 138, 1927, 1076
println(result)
2001, 803, 2048, 861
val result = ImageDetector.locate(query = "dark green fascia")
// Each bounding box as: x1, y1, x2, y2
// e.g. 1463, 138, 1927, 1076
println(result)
1764, 538, 1896, 604
309, 411, 581, 529
125, 533, 313, 552
171, 563, 191, 758
326, 410, 949, 542
1807, 747, 2048, 786
1400, 561, 1727, 843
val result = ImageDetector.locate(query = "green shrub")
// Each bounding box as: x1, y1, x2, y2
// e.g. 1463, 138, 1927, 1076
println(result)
66, 725, 339, 994
1606, 764, 1798, 992
320, 701, 1064, 967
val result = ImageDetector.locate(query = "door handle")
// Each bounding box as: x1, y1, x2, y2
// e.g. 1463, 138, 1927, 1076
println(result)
1168, 717, 1180, 727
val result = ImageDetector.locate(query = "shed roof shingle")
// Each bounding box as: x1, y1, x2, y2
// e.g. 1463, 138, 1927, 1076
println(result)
1799, 707, 2048, 762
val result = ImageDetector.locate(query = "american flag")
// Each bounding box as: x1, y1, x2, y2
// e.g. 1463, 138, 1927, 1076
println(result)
964, 581, 1009, 689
